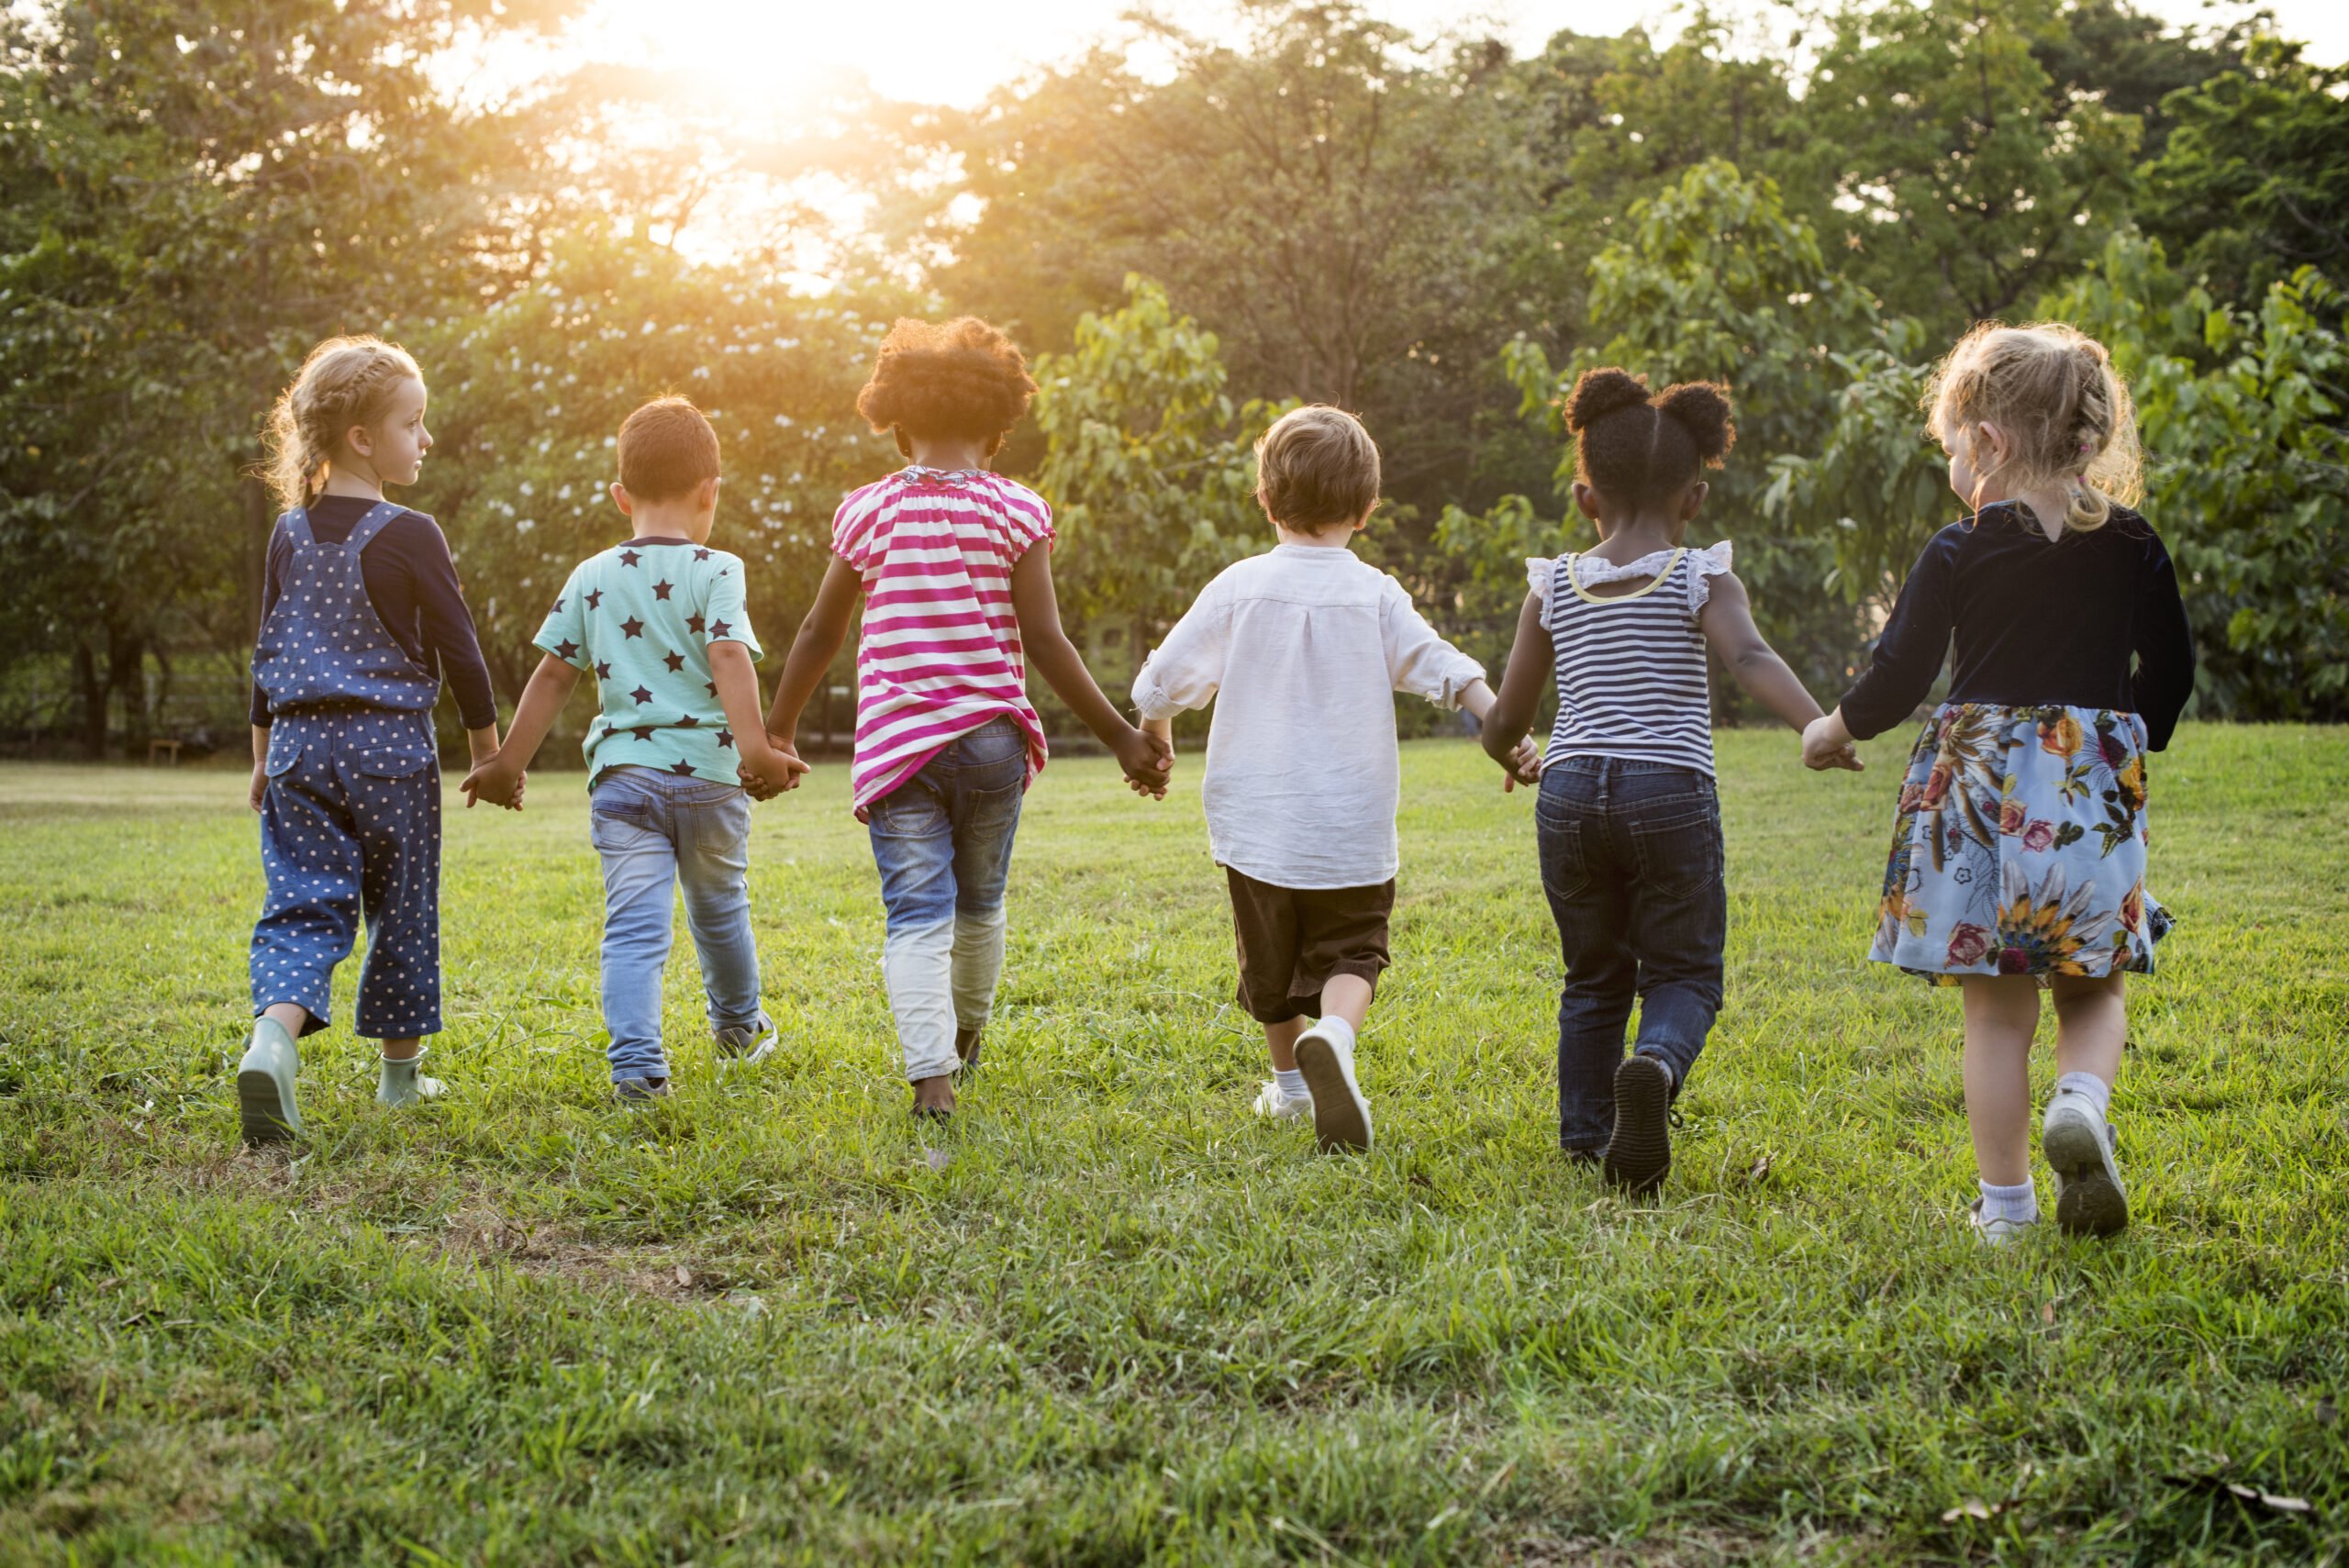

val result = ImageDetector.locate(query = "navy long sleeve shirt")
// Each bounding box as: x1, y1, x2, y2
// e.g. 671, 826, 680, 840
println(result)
250, 497, 499, 730
1839, 503, 2196, 751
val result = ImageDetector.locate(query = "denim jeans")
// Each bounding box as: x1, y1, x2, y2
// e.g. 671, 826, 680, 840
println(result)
867, 717, 1027, 1080
1536, 757, 1726, 1152
590, 765, 764, 1083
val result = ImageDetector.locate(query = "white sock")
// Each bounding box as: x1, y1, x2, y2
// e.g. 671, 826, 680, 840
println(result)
880, 918, 957, 1081
950, 906, 1008, 1033
1977, 1177, 2040, 1227
1311, 1016, 1357, 1051
1274, 1067, 1308, 1098
2054, 1070, 2112, 1123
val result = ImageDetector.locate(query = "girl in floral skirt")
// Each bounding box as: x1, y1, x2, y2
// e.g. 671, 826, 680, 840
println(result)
1801, 322, 2195, 1243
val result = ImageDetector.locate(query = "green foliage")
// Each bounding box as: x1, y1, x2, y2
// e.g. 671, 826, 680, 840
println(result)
2044, 234, 2349, 718
2138, 38, 2349, 301
3, 729, 2345, 1559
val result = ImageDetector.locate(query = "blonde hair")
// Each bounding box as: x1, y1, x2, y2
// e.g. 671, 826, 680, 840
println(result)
1922, 321, 2142, 534
260, 336, 425, 511
1254, 405, 1380, 530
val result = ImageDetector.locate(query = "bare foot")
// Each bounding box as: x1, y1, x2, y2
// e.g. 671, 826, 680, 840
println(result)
911, 1073, 956, 1120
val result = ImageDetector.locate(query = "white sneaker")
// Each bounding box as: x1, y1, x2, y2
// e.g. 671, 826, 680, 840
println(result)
715, 1014, 778, 1067
2043, 1092, 2128, 1236
1252, 1080, 1313, 1120
1292, 1023, 1372, 1153
1968, 1196, 2037, 1247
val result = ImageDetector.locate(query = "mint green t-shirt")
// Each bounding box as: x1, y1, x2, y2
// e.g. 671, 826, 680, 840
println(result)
532, 537, 763, 784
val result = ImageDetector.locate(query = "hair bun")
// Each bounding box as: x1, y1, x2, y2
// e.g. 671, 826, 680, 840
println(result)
1564, 367, 1653, 433
1655, 381, 1736, 463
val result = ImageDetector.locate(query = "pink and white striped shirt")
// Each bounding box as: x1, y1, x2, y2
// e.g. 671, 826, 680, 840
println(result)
833, 466, 1053, 814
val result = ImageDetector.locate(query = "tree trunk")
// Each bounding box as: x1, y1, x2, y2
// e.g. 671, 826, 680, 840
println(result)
110, 626, 148, 752
73, 640, 106, 759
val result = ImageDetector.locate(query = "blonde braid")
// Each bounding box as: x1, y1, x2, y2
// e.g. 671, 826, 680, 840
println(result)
260, 336, 424, 512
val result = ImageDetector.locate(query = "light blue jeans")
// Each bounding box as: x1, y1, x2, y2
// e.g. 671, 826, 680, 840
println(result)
590, 766, 764, 1083
867, 717, 1027, 1079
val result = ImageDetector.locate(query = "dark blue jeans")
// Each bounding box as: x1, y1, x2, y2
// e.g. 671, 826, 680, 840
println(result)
1536, 758, 1726, 1153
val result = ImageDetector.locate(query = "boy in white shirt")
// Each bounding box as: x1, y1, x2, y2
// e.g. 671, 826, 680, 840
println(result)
1133, 406, 1538, 1152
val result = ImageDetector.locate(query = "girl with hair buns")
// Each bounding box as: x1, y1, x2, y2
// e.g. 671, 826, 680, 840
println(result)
1804, 322, 2194, 1245
236, 335, 508, 1146
1484, 368, 1854, 1193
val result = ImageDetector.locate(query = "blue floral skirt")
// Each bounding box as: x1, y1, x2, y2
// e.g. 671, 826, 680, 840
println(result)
1871, 703, 2170, 985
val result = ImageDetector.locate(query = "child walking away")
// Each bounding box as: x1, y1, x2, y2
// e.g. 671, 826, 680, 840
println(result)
239, 336, 510, 1143
1802, 324, 2194, 1243
462, 398, 805, 1101
751, 317, 1172, 1120
1481, 370, 1858, 1192
1134, 406, 1539, 1155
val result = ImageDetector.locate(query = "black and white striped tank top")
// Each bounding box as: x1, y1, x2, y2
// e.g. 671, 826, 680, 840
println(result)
1541, 547, 1717, 777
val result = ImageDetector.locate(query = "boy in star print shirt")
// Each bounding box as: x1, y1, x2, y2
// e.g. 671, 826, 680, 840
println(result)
465, 398, 805, 1098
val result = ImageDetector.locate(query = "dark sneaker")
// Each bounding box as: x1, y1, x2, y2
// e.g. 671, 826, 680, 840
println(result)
714, 1015, 777, 1067
613, 1076, 671, 1105
1601, 1054, 1674, 1194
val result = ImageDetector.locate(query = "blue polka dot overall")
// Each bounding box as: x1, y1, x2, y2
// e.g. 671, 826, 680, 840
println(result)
250, 503, 446, 1040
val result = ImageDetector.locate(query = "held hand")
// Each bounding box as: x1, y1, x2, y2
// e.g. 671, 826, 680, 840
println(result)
1800, 717, 1865, 773
248, 762, 269, 814
1116, 728, 1173, 799
740, 742, 810, 801
1497, 737, 1542, 791
460, 755, 523, 811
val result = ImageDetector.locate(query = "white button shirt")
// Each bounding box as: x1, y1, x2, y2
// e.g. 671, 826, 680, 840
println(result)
1132, 543, 1485, 888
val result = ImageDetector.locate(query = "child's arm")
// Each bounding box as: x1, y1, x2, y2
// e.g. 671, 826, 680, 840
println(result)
1479, 590, 1554, 787
248, 725, 272, 813
461, 653, 575, 808
759, 556, 862, 761
1380, 585, 1533, 786
1695, 573, 1862, 772
711, 640, 807, 798
1010, 547, 1172, 794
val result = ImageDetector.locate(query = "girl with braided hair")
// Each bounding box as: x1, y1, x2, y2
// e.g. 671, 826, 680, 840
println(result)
1485, 368, 1853, 1193
1803, 322, 2195, 1244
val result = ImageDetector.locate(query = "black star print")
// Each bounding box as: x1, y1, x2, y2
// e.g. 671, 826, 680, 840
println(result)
668, 759, 696, 776
620, 616, 644, 639
585, 588, 602, 610
629, 685, 653, 705
652, 579, 674, 600
686, 614, 706, 634
716, 728, 735, 749
629, 725, 655, 742
707, 618, 731, 639
552, 639, 579, 662
706, 682, 718, 696
595, 661, 611, 680
694, 548, 711, 561
618, 549, 640, 567
662, 651, 685, 673
553, 596, 565, 613
678, 715, 698, 728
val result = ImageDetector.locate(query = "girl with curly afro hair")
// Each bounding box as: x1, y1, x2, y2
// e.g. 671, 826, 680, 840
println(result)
1480, 367, 1854, 1195
757, 317, 1172, 1121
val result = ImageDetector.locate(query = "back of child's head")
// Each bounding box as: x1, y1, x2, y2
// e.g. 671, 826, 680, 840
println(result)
855, 317, 1037, 458
617, 396, 721, 504
1254, 405, 1380, 530
261, 335, 424, 510
1564, 368, 1735, 511
1924, 322, 2143, 533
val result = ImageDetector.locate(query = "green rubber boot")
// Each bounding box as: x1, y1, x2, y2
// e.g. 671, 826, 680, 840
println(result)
237, 1017, 303, 1144
376, 1049, 446, 1109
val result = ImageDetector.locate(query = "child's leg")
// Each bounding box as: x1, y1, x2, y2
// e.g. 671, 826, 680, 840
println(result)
1623, 815, 1727, 1092
593, 776, 684, 1085
869, 775, 962, 1106
945, 744, 1026, 1059
675, 786, 763, 1041
350, 728, 445, 1062
1317, 973, 1374, 1030
240, 728, 362, 1141
1960, 974, 2041, 1187
2044, 972, 2129, 1235
2049, 973, 2125, 1087
1537, 785, 1635, 1156
1264, 1014, 1308, 1071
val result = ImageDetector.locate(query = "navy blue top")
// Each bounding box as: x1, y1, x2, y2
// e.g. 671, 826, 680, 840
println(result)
1839, 503, 2196, 751
250, 497, 498, 730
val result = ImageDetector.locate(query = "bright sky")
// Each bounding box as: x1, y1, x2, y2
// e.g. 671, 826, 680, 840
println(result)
571, 0, 2347, 110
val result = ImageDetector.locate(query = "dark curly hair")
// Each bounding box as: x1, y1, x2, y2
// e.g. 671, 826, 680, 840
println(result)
854, 317, 1039, 456
1564, 367, 1736, 510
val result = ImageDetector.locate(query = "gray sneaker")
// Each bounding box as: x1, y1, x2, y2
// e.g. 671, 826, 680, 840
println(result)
2043, 1091, 2128, 1236
714, 1014, 777, 1067
613, 1076, 672, 1105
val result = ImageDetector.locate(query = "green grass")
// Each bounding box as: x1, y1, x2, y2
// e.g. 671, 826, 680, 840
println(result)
2, 726, 2343, 1565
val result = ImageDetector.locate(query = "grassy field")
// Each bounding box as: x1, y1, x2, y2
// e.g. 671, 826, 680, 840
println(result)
1, 726, 2343, 1565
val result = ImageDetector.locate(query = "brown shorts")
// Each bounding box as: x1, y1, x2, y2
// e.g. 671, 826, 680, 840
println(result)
1224, 866, 1394, 1025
